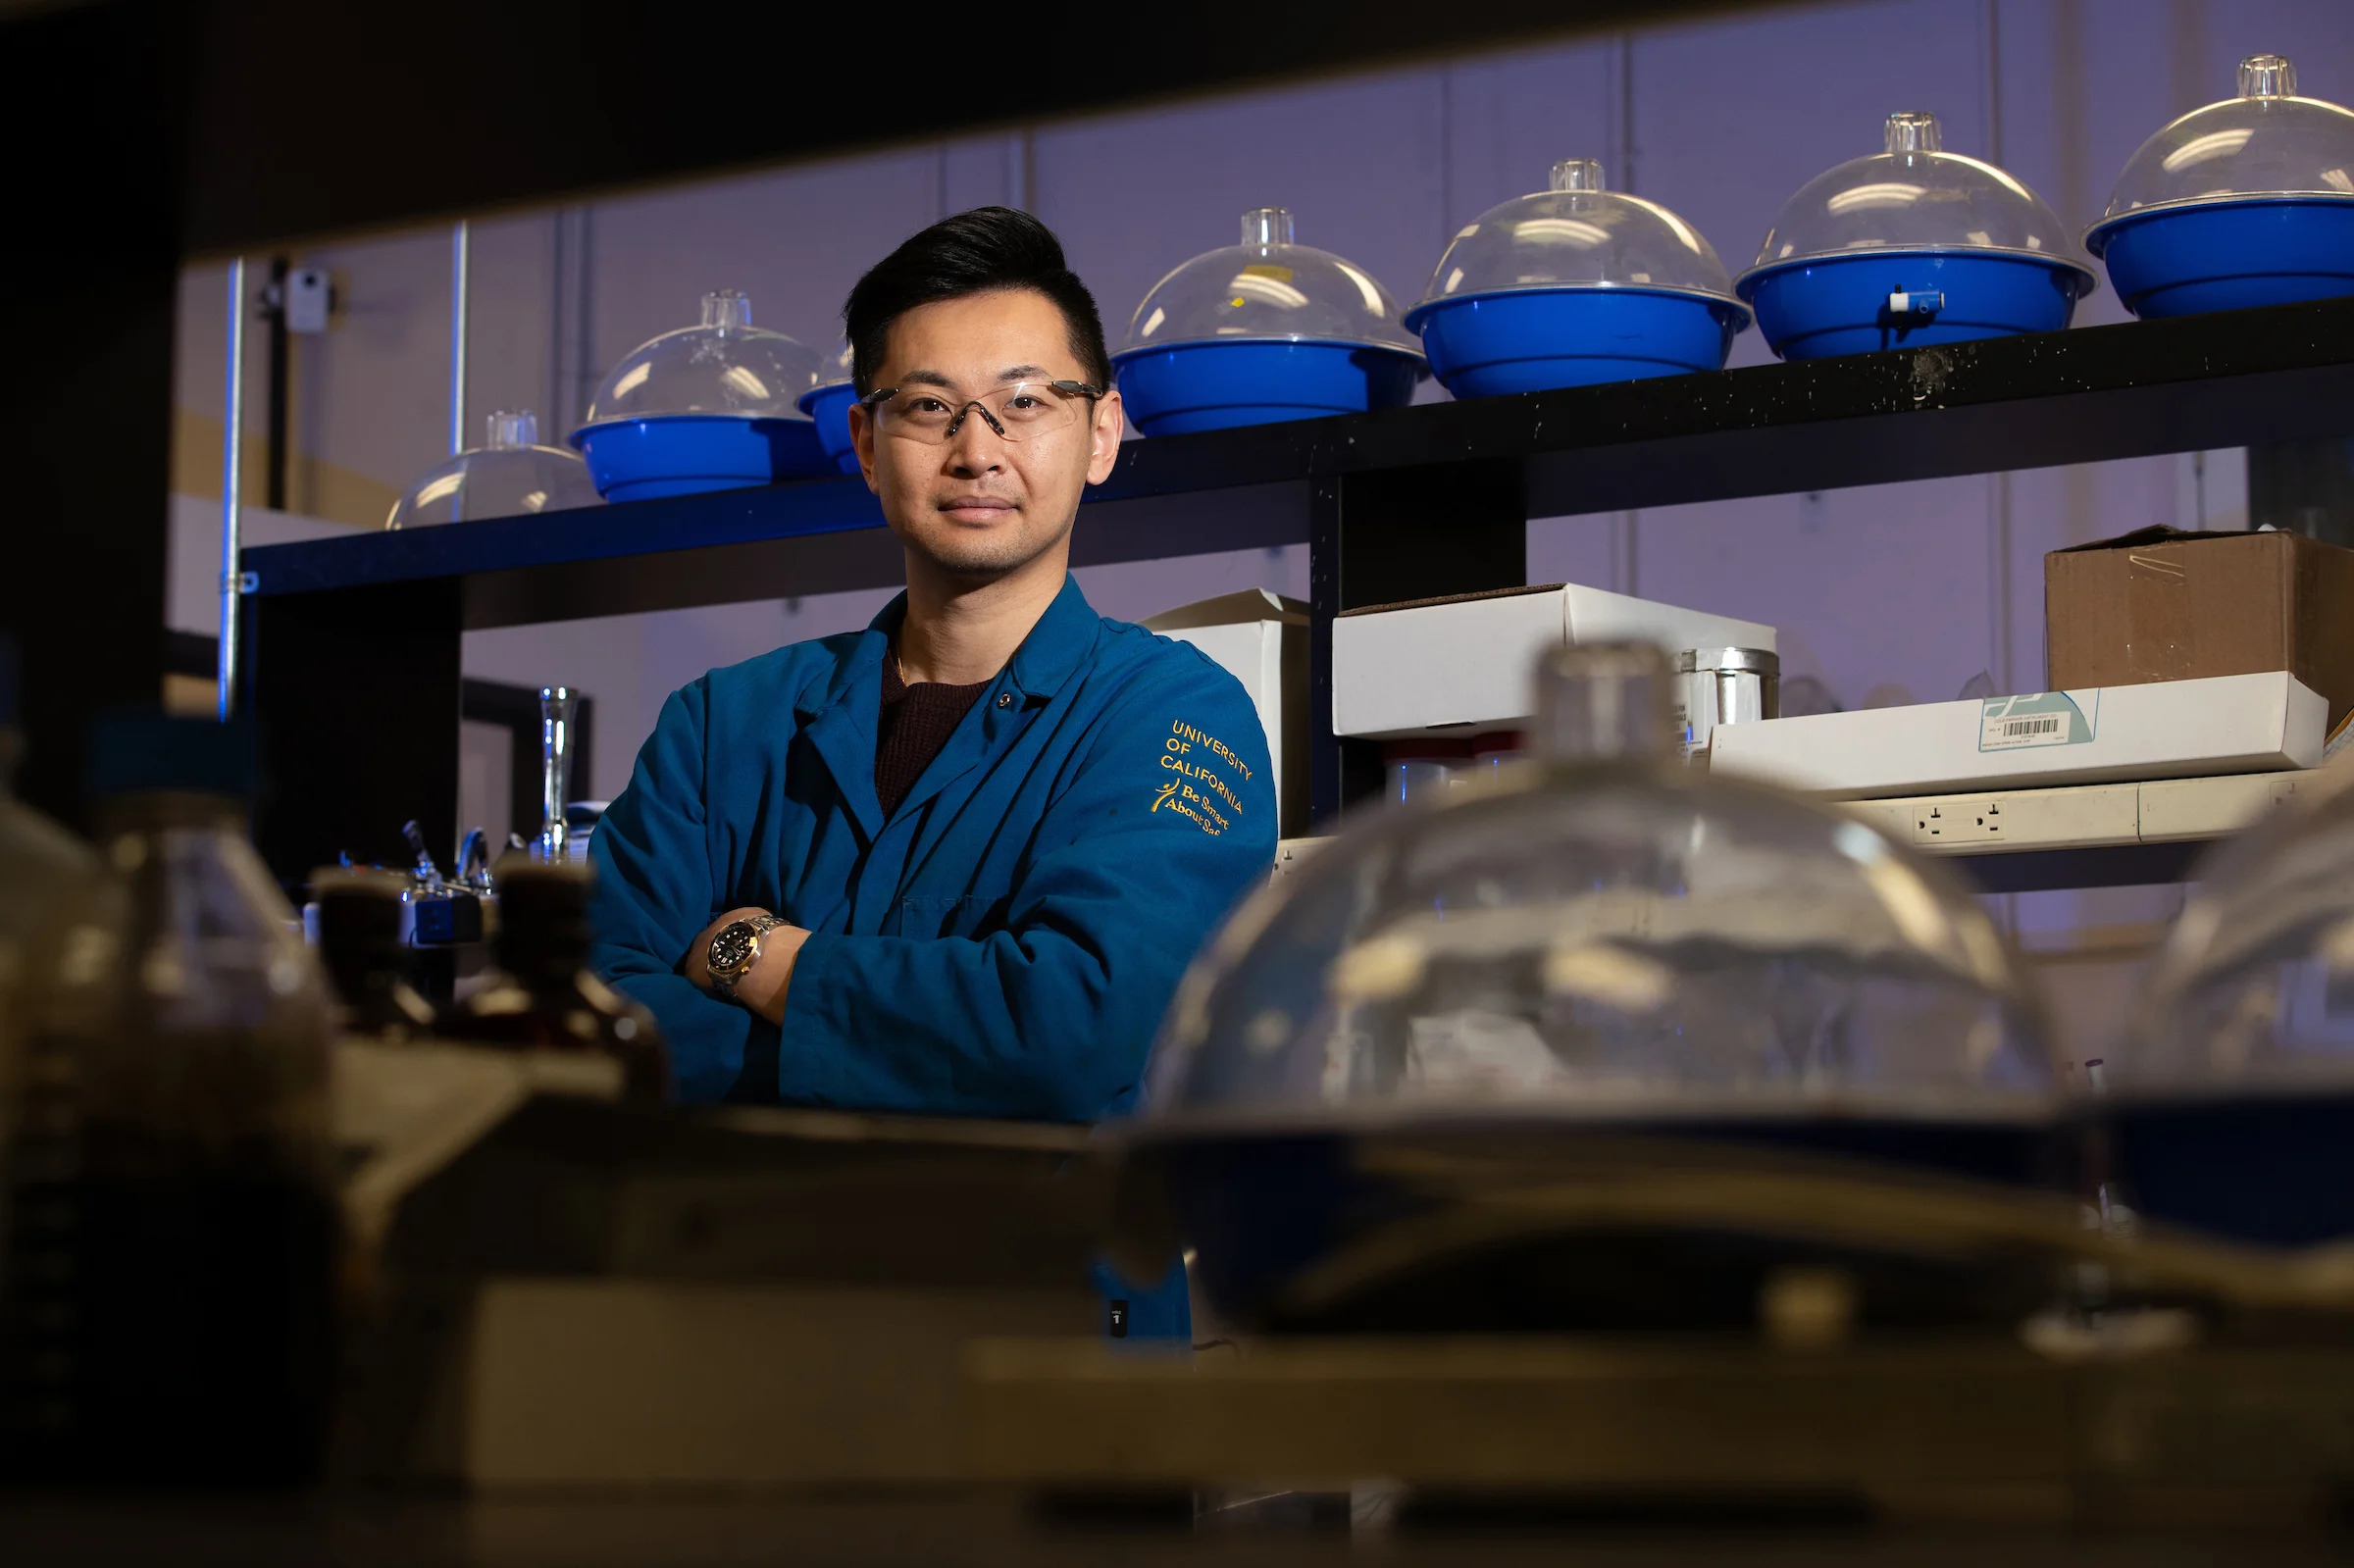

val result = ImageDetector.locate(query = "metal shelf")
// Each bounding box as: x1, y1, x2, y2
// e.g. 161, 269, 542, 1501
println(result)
241, 298, 2354, 885
246, 296, 2354, 621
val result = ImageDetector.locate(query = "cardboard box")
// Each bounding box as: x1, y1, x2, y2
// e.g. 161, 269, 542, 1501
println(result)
1144, 589, 1308, 836
2046, 526, 2354, 731
1709, 670, 2324, 799
1333, 582, 1775, 739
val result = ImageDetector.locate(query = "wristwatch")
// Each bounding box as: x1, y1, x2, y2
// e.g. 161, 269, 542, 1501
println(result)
706, 914, 787, 1003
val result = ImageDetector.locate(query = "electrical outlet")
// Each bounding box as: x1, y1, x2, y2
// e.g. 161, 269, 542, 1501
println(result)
1897, 782, 2136, 854
1916, 798, 2006, 843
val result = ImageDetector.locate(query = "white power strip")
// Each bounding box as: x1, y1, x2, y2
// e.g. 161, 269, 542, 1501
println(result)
1844, 770, 2327, 856
1274, 769, 2333, 876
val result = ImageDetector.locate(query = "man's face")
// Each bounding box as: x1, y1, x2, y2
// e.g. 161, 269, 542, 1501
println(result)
849, 288, 1123, 580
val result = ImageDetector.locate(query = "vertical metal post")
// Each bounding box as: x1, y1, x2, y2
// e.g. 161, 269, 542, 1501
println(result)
449, 220, 471, 456
218, 257, 246, 720
537, 685, 577, 862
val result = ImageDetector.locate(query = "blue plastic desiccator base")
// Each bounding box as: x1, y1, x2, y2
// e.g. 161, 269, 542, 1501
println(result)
2102, 1092, 2354, 1249
571, 414, 832, 502
2094, 198, 2354, 320
1742, 251, 2085, 361
797, 382, 864, 477
1112, 340, 1423, 437
1153, 1113, 2065, 1333
1405, 287, 1745, 398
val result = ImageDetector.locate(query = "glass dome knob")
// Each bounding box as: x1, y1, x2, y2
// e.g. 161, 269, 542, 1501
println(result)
701, 289, 753, 329
1241, 207, 1295, 248
2238, 54, 2296, 98
485, 410, 537, 450
1550, 158, 1607, 193
1532, 642, 1678, 763
1883, 111, 1942, 155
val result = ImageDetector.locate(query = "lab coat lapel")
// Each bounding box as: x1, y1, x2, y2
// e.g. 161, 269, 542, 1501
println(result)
794, 617, 893, 842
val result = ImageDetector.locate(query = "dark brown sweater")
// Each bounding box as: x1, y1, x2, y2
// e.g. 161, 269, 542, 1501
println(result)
875, 653, 990, 818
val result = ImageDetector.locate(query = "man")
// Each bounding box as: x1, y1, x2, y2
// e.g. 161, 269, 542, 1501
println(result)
588, 207, 1277, 1123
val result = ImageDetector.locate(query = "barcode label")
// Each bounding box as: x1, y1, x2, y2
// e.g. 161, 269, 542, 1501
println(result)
1979, 694, 2088, 752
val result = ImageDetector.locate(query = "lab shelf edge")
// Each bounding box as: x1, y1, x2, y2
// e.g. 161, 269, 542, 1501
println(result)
244, 296, 2354, 884
243, 295, 2354, 615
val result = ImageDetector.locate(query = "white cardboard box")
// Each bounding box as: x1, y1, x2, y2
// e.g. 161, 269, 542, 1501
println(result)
1711, 671, 2325, 799
1332, 582, 1776, 739
1145, 589, 1308, 835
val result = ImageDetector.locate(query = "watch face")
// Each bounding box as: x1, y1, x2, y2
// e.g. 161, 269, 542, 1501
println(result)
709, 921, 758, 975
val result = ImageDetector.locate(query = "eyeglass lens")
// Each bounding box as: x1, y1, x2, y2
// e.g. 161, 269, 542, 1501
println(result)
875, 382, 1087, 443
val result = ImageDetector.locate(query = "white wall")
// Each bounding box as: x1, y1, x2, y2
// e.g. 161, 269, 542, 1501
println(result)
166, 0, 2350, 844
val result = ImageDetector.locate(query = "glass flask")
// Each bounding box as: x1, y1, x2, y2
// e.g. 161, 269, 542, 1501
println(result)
313, 867, 437, 1042
444, 860, 669, 1101
2, 715, 337, 1484
1111, 208, 1425, 436
384, 410, 602, 530
1406, 159, 1749, 396
1735, 111, 2096, 359
2086, 55, 2354, 318
1123, 644, 2057, 1335
2111, 773, 2354, 1246
570, 289, 830, 499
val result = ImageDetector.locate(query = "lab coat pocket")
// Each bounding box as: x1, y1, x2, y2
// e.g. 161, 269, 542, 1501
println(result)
888, 892, 1009, 939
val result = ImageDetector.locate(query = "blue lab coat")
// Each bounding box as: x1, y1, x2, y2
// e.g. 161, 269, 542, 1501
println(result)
587, 574, 1278, 1120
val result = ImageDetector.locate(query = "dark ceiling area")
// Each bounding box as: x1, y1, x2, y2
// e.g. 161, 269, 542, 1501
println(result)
178, 0, 1756, 253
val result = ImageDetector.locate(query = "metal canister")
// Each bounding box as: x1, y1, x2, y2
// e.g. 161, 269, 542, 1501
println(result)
1676, 648, 1779, 759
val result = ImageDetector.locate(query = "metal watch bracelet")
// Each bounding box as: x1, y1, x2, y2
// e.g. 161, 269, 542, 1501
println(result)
710, 913, 786, 1003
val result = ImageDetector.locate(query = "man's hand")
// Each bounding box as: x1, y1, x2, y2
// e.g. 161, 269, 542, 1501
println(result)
685, 906, 812, 1027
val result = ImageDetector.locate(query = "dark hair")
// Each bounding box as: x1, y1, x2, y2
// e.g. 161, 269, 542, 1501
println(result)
844, 206, 1112, 396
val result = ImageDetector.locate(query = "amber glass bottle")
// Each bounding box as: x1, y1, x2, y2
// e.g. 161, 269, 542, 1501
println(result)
444, 860, 669, 1100
312, 867, 438, 1042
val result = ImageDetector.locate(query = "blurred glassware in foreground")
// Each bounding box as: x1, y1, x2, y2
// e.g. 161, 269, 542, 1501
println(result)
2111, 770, 2354, 1246
384, 410, 602, 530
2087, 55, 2354, 319
1408, 159, 1749, 396
1736, 111, 2096, 360
1113, 208, 1425, 435
570, 289, 829, 500
1, 714, 336, 1485
1125, 642, 2055, 1335
0, 642, 114, 1189
444, 860, 668, 1101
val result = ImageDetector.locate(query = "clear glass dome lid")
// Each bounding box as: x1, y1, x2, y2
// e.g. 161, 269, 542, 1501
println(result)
1145, 644, 2051, 1134
579, 290, 823, 425
2088, 55, 2354, 249
385, 411, 602, 530
812, 338, 854, 392
2122, 772, 2354, 1091
1742, 112, 2096, 288
1411, 160, 1745, 314
1118, 208, 1421, 358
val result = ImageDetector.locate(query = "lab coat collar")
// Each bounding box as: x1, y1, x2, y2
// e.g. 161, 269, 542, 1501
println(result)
797, 573, 1100, 719
1002, 574, 1100, 703
789, 574, 1101, 835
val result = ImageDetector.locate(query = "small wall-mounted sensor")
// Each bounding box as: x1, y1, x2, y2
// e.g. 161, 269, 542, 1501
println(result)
284, 267, 332, 333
